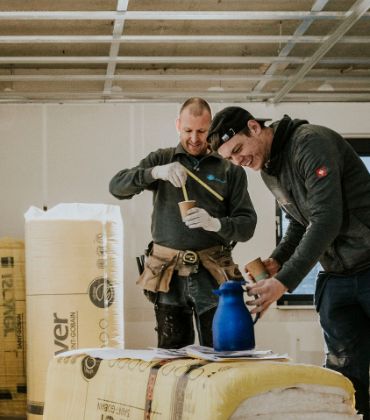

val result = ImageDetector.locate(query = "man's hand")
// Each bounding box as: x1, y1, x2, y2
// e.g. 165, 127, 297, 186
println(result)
246, 277, 288, 316
151, 162, 187, 187
184, 208, 221, 232
262, 258, 281, 276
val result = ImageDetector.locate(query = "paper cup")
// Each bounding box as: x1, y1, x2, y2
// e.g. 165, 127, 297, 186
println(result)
178, 200, 196, 221
245, 257, 269, 282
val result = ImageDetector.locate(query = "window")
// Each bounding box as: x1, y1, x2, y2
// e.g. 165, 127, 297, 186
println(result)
277, 138, 370, 307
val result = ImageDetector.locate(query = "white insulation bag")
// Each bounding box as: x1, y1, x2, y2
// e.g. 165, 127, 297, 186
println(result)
24, 203, 124, 418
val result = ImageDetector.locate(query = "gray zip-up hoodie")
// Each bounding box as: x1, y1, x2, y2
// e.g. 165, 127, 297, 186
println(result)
262, 116, 370, 291
110, 144, 257, 250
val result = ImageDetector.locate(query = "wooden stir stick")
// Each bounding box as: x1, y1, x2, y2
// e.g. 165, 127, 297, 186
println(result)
182, 183, 189, 201
184, 168, 224, 201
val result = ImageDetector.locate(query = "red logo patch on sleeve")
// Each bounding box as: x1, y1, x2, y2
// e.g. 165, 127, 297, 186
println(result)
315, 166, 328, 178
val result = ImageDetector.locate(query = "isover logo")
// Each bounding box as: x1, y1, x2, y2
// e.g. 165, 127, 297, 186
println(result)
53, 311, 79, 355
81, 356, 101, 380
88, 277, 115, 308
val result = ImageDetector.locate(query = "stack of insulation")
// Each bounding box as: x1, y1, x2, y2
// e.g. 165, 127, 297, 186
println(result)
0, 238, 26, 418
43, 349, 361, 420
24, 203, 124, 419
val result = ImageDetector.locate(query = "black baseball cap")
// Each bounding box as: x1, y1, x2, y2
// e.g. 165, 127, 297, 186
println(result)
207, 106, 271, 144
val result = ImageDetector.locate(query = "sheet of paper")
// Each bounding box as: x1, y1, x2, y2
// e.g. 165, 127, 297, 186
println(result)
184, 345, 289, 362
55, 345, 289, 362
56, 347, 185, 361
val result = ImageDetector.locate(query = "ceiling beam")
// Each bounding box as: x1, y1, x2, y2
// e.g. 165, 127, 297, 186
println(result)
272, 0, 370, 103
1, 90, 370, 103
0, 74, 281, 82
1, 56, 369, 64
0, 11, 369, 21
0, 35, 369, 44
0, 56, 306, 64
104, 0, 129, 93
253, 0, 329, 94
0, 74, 369, 83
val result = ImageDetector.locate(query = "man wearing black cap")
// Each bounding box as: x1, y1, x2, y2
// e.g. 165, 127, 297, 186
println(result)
208, 106, 370, 420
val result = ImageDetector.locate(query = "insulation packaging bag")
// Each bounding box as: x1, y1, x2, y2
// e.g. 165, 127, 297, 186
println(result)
43, 350, 360, 420
24, 203, 124, 419
0, 238, 27, 417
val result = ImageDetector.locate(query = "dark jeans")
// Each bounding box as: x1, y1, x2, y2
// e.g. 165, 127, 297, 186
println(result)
154, 265, 219, 349
315, 267, 370, 420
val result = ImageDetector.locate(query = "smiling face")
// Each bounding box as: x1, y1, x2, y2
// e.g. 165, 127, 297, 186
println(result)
217, 120, 272, 171
176, 107, 211, 156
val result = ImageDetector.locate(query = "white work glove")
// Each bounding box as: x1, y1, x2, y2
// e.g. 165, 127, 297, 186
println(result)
151, 162, 187, 188
184, 207, 221, 232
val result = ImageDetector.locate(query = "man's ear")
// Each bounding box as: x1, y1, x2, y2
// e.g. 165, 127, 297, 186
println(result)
247, 119, 262, 136
175, 117, 180, 133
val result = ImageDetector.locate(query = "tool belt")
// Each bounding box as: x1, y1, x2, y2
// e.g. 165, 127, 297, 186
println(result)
136, 243, 242, 293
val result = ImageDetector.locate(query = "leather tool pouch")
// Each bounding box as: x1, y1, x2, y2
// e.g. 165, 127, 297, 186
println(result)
198, 246, 242, 285
136, 249, 178, 294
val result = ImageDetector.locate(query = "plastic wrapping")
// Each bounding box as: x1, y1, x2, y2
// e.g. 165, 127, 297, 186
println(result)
43, 349, 359, 420
24, 203, 124, 418
0, 238, 27, 417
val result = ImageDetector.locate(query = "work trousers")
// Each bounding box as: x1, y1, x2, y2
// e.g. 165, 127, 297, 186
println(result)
315, 267, 370, 420
154, 265, 219, 349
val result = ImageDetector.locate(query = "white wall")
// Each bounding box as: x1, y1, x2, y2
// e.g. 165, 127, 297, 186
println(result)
1, 102, 369, 363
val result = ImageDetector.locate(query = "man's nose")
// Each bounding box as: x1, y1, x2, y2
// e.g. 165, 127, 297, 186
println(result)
190, 132, 198, 142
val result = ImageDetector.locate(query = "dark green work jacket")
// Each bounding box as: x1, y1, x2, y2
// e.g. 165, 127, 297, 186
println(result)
110, 144, 257, 251
262, 118, 370, 291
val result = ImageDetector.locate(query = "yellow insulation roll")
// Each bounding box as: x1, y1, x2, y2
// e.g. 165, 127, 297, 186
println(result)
44, 352, 357, 420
